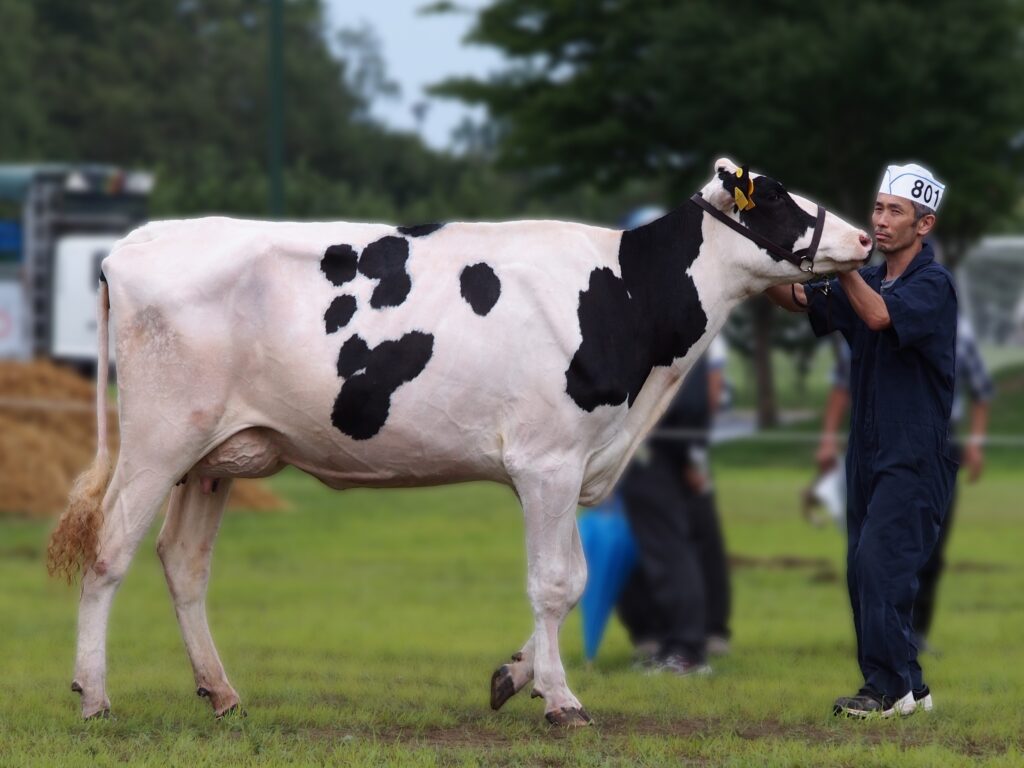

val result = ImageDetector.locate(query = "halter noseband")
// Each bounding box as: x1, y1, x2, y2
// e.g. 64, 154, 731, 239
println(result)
689, 193, 827, 273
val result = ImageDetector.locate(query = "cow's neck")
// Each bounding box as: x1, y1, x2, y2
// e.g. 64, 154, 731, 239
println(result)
620, 200, 752, 377
579, 203, 757, 503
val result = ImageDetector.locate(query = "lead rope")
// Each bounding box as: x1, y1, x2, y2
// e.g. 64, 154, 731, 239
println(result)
791, 280, 833, 327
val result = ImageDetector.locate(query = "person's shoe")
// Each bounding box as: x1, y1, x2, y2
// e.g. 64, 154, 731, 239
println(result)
832, 688, 917, 718
629, 640, 660, 670
913, 685, 934, 712
706, 634, 731, 657
649, 653, 712, 677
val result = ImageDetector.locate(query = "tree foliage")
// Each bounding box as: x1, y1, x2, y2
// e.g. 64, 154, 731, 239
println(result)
0, 0, 526, 221
437, 0, 1024, 258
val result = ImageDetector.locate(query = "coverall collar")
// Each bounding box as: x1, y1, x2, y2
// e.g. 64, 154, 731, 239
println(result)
880, 241, 935, 285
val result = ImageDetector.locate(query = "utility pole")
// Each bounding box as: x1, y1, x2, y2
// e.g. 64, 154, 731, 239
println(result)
268, 0, 285, 217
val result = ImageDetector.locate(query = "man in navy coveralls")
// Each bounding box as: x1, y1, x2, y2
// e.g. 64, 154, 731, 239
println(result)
766, 163, 958, 718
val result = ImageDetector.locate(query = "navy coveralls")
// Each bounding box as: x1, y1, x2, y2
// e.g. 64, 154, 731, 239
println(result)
807, 242, 958, 698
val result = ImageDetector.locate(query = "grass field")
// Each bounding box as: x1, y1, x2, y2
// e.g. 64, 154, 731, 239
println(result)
1, 461, 1022, 766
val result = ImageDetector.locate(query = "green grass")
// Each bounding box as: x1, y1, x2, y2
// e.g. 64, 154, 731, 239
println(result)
1, 465, 1022, 766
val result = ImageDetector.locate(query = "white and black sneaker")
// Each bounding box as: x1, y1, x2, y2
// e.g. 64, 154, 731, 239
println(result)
913, 685, 934, 712
649, 653, 712, 677
833, 688, 917, 718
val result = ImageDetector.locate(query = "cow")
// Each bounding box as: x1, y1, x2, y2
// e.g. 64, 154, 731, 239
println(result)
48, 158, 873, 726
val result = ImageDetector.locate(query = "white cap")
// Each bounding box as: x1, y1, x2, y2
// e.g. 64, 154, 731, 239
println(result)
878, 163, 945, 211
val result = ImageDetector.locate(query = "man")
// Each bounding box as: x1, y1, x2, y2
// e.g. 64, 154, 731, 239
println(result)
617, 334, 731, 675
816, 313, 992, 657
766, 163, 958, 718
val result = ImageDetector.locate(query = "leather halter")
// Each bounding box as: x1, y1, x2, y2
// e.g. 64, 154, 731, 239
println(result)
689, 193, 827, 273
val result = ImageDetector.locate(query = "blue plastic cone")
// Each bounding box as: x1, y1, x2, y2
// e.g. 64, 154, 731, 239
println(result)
577, 494, 638, 662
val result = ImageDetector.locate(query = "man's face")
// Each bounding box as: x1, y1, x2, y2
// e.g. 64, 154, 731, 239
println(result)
871, 193, 931, 254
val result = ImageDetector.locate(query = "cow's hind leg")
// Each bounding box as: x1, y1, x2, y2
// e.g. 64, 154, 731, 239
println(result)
504, 464, 590, 726
71, 460, 183, 718
157, 477, 240, 717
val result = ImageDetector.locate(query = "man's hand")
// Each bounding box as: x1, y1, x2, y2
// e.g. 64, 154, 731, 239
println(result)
963, 442, 984, 483
816, 434, 840, 473
684, 465, 710, 494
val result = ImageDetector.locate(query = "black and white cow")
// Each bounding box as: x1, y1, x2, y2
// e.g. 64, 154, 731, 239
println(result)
49, 159, 872, 726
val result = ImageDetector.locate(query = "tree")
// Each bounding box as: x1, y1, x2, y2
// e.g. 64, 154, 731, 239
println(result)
435, 0, 1024, 425
4, 0, 524, 222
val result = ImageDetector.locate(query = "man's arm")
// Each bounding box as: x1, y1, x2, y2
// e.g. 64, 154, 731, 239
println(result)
764, 284, 809, 313
816, 385, 850, 472
837, 271, 890, 330
963, 401, 990, 483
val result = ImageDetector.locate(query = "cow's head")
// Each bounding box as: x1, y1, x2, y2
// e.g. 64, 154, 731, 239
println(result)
699, 158, 872, 282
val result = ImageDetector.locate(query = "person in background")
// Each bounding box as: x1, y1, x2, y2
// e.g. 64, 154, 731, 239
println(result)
816, 315, 993, 653
766, 163, 958, 718
616, 333, 732, 674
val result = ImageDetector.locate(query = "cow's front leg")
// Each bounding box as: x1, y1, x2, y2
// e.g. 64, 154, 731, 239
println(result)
490, 636, 535, 710
510, 465, 590, 727
157, 477, 241, 718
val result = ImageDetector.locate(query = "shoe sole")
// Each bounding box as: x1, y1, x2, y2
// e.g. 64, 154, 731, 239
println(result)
835, 691, 917, 719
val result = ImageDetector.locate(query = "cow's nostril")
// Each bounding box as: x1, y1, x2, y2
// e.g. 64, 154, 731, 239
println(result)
858, 233, 873, 248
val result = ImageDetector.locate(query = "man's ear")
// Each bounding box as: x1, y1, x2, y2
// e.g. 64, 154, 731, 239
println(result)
917, 213, 936, 237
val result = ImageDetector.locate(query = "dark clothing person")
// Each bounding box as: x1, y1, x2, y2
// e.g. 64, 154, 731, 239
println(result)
617, 352, 731, 667
830, 317, 993, 641
807, 242, 958, 700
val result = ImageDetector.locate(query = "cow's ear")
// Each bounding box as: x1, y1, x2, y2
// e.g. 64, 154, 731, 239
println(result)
703, 157, 741, 212
715, 157, 739, 176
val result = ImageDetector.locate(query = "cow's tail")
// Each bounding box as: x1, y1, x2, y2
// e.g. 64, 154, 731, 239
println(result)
47, 280, 114, 583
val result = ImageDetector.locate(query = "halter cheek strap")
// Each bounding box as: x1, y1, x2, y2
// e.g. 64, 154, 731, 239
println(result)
689, 194, 827, 273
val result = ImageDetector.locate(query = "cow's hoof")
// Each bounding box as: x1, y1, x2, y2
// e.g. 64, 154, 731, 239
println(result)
216, 703, 247, 720
545, 706, 592, 728
83, 707, 112, 721
490, 665, 517, 710
545, 707, 593, 728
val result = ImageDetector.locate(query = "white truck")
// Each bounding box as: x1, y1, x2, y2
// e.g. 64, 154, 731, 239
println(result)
0, 165, 153, 366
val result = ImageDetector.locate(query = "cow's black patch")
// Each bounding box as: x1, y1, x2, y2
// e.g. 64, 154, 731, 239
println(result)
459, 263, 501, 316
324, 295, 357, 334
566, 203, 707, 411
737, 176, 815, 258
398, 222, 445, 237
321, 244, 359, 286
337, 335, 371, 377
331, 331, 434, 440
358, 236, 412, 308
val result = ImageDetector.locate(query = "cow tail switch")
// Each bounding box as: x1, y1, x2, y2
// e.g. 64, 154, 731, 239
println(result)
47, 280, 114, 583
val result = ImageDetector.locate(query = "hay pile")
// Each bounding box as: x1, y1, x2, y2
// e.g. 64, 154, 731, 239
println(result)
0, 360, 286, 516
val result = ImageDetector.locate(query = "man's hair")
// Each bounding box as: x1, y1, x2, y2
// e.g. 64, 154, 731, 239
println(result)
912, 202, 935, 222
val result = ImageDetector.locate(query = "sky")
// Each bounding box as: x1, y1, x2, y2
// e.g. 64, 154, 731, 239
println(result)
324, 1, 505, 151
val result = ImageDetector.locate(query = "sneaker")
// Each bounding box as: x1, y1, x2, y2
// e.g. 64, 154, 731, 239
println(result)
913, 685, 934, 712
833, 688, 917, 718
706, 635, 731, 657
649, 653, 712, 677
630, 640, 660, 671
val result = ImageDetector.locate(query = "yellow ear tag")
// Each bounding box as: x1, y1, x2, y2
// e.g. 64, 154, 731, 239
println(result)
747, 176, 755, 197
734, 188, 754, 211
